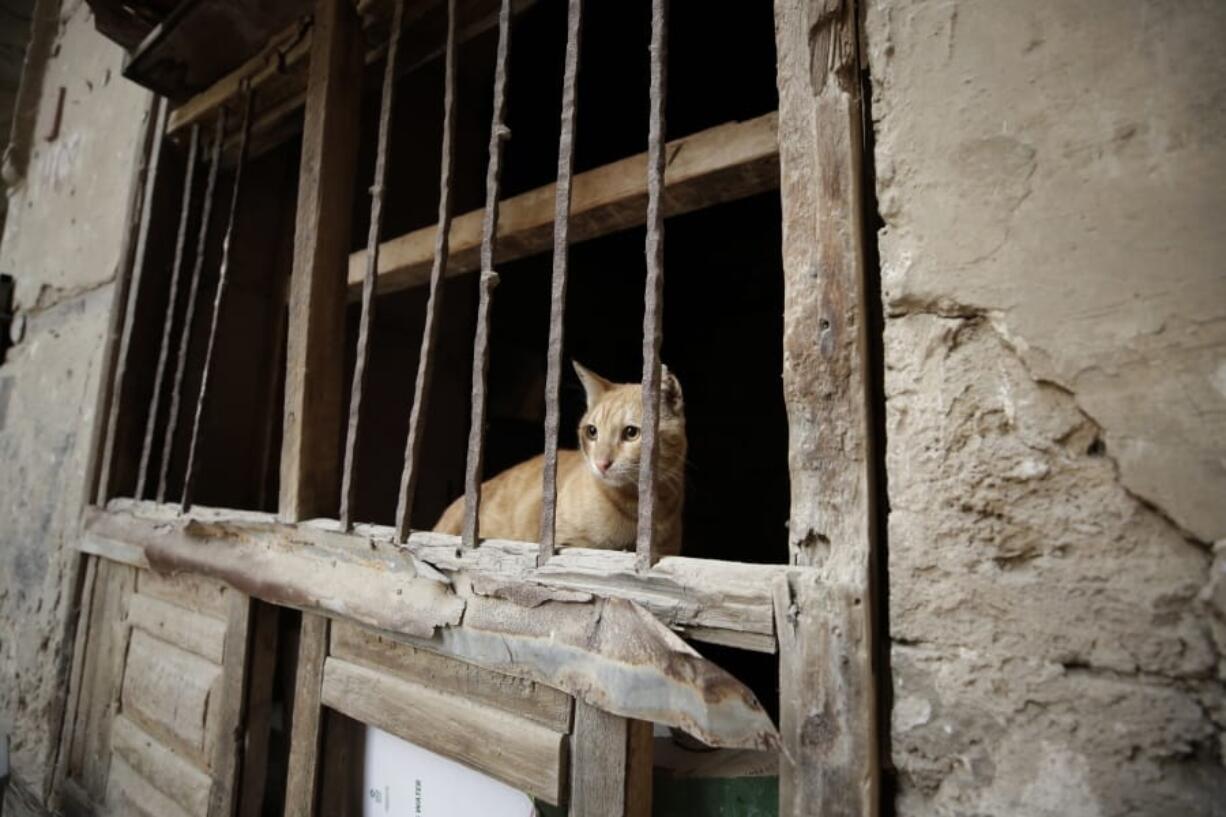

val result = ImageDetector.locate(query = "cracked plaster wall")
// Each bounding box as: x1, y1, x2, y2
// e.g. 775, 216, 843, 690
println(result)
866, 0, 1226, 814
0, 0, 151, 808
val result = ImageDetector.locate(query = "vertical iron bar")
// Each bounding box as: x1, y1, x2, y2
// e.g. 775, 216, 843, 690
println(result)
340, 0, 406, 530
394, 0, 458, 542
136, 120, 200, 500
636, 0, 668, 571
157, 111, 226, 502
182, 89, 256, 511
100, 97, 168, 504
461, 0, 512, 549
538, 0, 583, 564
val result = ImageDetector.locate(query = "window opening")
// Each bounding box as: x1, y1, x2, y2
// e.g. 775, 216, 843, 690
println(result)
81, 0, 848, 813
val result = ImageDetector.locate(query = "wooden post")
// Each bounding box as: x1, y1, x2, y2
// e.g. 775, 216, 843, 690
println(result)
280, 0, 362, 813
284, 614, 330, 817
207, 595, 255, 817
279, 0, 363, 522
773, 0, 878, 814
238, 604, 281, 817
569, 703, 652, 817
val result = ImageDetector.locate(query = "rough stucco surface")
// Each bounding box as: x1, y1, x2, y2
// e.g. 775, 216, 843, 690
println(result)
0, 0, 150, 806
867, 0, 1226, 814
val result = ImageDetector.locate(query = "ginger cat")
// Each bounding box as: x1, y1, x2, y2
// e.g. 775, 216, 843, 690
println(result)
434, 361, 686, 555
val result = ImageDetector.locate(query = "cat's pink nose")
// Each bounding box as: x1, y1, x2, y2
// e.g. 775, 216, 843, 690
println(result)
595, 458, 612, 473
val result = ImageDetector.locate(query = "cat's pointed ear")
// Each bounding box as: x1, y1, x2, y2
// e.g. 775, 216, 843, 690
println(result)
573, 361, 613, 407
661, 364, 684, 415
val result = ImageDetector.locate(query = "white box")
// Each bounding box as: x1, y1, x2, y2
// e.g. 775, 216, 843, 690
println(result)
362, 726, 537, 817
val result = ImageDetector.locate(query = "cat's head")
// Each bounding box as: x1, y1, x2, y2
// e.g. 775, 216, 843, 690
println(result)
573, 361, 687, 492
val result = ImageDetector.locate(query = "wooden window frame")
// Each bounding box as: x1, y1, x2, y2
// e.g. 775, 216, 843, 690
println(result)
71, 0, 880, 815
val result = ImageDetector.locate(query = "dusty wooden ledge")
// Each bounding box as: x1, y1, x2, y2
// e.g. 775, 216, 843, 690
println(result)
88, 498, 782, 651
78, 500, 784, 749
346, 112, 780, 296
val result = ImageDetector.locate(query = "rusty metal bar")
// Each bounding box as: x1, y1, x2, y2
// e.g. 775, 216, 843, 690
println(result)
636, 0, 668, 571
460, 0, 513, 549
340, 0, 406, 531
181, 90, 256, 511
99, 97, 168, 504
135, 119, 199, 500
157, 112, 226, 502
394, 0, 458, 542
538, 0, 583, 565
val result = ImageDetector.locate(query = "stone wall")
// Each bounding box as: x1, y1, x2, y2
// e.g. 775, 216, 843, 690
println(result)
865, 0, 1226, 813
0, 0, 150, 809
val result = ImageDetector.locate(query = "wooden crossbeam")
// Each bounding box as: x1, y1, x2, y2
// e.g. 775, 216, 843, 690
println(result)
346, 112, 781, 295
165, 0, 535, 162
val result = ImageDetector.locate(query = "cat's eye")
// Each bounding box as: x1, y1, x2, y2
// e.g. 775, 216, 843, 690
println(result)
584, 424, 598, 439
622, 425, 640, 441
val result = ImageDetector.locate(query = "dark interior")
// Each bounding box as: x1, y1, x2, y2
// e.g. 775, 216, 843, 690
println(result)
343, 0, 788, 568
111, 0, 786, 561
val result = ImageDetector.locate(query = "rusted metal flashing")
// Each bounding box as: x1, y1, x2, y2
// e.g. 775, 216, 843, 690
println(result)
81, 504, 784, 749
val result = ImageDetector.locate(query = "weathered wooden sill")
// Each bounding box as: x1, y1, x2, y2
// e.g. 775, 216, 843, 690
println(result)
85, 498, 783, 652
78, 499, 791, 749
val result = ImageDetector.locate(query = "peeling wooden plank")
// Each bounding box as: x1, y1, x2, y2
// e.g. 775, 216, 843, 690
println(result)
89, 504, 778, 650
321, 657, 567, 804
330, 620, 572, 732
137, 569, 231, 620
347, 113, 780, 296
78, 529, 153, 570
112, 714, 211, 817
107, 753, 195, 817
87, 511, 465, 638
122, 628, 221, 769
84, 506, 777, 750
128, 592, 228, 664
419, 594, 777, 750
